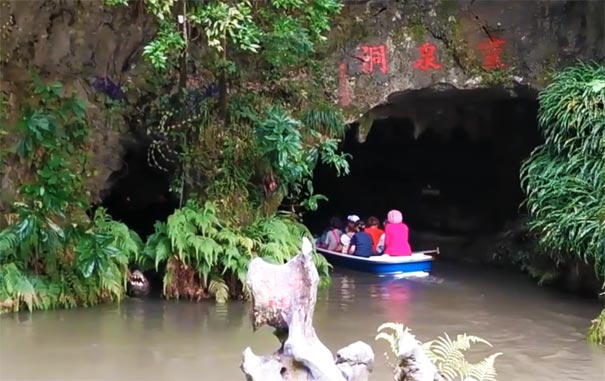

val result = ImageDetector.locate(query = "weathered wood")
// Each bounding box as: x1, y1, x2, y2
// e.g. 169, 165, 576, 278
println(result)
241, 237, 374, 381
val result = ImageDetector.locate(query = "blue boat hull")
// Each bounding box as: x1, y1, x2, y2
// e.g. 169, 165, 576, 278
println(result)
316, 248, 434, 275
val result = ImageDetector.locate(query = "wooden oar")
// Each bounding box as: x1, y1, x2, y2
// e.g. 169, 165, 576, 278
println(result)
413, 247, 440, 256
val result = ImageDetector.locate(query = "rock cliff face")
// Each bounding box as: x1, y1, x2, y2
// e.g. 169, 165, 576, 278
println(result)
0, 0, 156, 206
1, 0, 603, 204
323, 0, 604, 124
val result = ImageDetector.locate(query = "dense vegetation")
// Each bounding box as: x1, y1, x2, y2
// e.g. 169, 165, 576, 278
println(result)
520, 62, 605, 343
137, 201, 330, 302
0, 76, 142, 312
0, 0, 348, 312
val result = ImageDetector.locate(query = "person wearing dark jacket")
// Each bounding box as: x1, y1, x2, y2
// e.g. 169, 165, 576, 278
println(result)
348, 220, 374, 258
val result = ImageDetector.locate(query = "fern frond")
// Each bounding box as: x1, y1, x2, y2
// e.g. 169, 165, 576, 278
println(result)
0, 263, 37, 312
241, 283, 252, 301
208, 277, 229, 304
425, 332, 498, 381
463, 352, 502, 381
587, 308, 605, 345
0, 227, 21, 259
375, 332, 399, 355
302, 107, 346, 137
375, 322, 411, 355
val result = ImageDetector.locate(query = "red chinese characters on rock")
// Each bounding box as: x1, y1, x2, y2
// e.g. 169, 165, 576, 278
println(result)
358, 45, 388, 74
476, 38, 507, 70
338, 62, 351, 106
413, 42, 442, 71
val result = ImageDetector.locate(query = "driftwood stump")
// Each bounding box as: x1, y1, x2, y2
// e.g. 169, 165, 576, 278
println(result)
392, 330, 443, 381
241, 238, 374, 381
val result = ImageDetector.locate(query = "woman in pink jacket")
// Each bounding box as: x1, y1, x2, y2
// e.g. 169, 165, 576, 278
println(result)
383, 209, 412, 256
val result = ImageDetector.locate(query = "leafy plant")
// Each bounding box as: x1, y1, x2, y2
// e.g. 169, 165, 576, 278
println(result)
520, 62, 605, 341
521, 62, 605, 272
376, 322, 502, 381
137, 200, 330, 303
0, 207, 142, 313
256, 106, 350, 210
0, 76, 142, 314
104, 0, 349, 214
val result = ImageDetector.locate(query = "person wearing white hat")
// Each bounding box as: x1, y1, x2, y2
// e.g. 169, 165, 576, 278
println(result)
346, 215, 360, 230
340, 214, 360, 254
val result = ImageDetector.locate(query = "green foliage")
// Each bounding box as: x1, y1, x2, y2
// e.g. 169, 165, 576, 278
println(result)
256, 106, 350, 210
137, 200, 330, 302
15, 74, 88, 213
190, 1, 261, 54
105, 0, 348, 215
0, 207, 142, 313
91, 1, 349, 306
0, 77, 142, 314
587, 307, 605, 345
120, 0, 341, 71
102, 0, 128, 6
143, 25, 187, 71
0, 263, 36, 312
376, 322, 502, 381
520, 62, 605, 274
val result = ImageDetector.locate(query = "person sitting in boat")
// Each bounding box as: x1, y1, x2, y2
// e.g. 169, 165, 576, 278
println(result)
364, 216, 384, 254
318, 217, 343, 251
339, 223, 356, 254
348, 220, 374, 258
383, 209, 412, 256
346, 214, 360, 230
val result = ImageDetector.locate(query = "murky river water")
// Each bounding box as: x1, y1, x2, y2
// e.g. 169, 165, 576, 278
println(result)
1, 263, 603, 381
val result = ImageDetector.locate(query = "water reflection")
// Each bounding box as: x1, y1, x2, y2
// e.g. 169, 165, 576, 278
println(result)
373, 278, 412, 322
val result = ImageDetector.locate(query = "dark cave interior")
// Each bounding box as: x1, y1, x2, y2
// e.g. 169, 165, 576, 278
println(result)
100, 141, 178, 240
304, 87, 543, 251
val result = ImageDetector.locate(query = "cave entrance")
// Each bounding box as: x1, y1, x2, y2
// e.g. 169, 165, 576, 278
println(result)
100, 138, 179, 240
305, 86, 542, 253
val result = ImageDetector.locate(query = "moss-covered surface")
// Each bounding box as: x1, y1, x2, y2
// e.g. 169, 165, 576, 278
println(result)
533, 54, 559, 88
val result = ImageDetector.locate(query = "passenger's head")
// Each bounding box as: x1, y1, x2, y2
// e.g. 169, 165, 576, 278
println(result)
367, 216, 379, 227
347, 214, 360, 227
329, 217, 343, 230
387, 209, 403, 224
355, 220, 365, 232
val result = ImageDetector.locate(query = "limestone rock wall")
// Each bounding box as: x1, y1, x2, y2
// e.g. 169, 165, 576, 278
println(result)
0, 0, 603, 208
0, 0, 156, 207
324, 0, 605, 123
